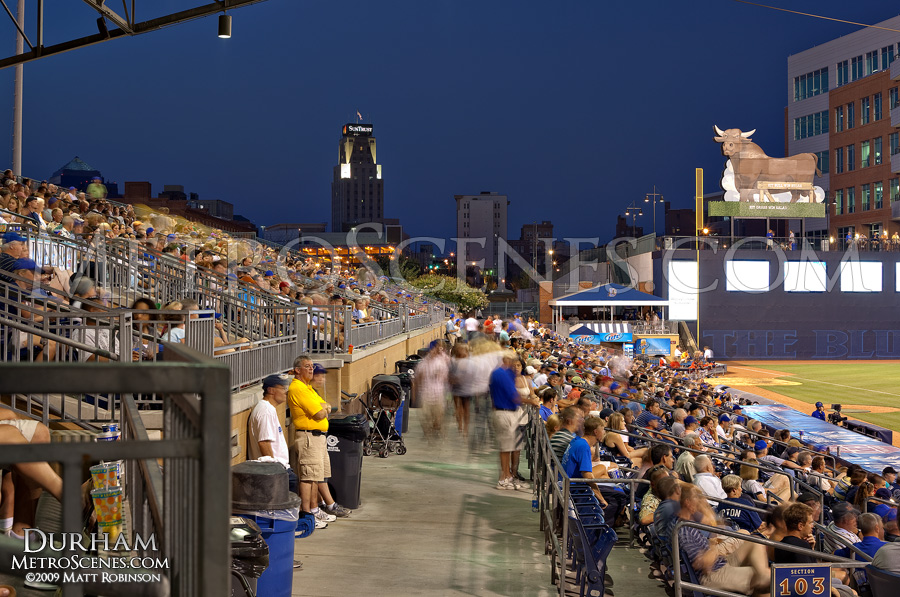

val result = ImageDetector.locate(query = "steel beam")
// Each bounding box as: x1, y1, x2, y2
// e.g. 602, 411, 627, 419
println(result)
0, 0, 271, 70
80, 0, 133, 34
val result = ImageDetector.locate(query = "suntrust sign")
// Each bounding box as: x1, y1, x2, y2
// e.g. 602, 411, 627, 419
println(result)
343, 124, 373, 136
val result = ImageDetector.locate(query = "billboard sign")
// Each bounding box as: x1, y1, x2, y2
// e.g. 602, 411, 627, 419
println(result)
569, 325, 632, 344
343, 123, 373, 136
710, 126, 825, 219
634, 337, 672, 356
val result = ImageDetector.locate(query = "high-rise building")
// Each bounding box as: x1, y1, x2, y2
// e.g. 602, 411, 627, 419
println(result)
455, 192, 508, 274
787, 16, 900, 238
331, 123, 384, 232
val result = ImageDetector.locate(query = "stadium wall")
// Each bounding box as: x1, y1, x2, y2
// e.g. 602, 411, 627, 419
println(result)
657, 249, 900, 359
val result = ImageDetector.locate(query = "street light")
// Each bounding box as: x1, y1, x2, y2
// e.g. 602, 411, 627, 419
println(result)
625, 200, 643, 237
643, 185, 664, 236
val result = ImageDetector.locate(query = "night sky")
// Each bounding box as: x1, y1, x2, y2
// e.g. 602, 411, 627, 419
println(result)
0, 1, 897, 245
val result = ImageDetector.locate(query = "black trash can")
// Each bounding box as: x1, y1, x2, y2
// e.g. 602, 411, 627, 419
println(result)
230, 517, 268, 597
326, 414, 369, 510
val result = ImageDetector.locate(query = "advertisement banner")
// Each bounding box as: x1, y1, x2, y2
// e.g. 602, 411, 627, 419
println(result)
708, 202, 825, 218
569, 326, 632, 344
634, 337, 672, 356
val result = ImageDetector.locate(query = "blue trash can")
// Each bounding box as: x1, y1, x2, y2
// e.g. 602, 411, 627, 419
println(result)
237, 513, 296, 597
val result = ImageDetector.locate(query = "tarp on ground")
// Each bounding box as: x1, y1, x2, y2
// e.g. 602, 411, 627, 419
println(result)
741, 404, 900, 473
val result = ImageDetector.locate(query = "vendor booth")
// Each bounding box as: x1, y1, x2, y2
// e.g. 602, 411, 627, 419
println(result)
549, 283, 676, 355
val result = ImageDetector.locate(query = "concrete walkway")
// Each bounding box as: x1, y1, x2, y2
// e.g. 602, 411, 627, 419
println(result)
292, 408, 665, 597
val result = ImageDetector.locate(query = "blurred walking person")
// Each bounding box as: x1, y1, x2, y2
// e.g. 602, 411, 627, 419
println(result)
414, 340, 450, 440
449, 342, 476, 437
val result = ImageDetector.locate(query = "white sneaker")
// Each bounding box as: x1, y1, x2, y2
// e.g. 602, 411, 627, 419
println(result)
314, 509, 336, 523
496, 478, 514, 490
314, 518, 328, 529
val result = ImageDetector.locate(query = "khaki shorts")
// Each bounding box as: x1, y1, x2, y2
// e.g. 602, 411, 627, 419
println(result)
0, 419, 38, 442
703, 564, 756, 595
493, 410, 522, 452
293, 432, 330, 482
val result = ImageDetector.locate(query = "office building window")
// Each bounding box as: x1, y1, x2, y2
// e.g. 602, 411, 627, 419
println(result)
861, 140, 870, 168
834, 189, 843, 215
883, 46, 896, 70
834, 147, 844, 174
874, 136, 883, 165
815, 150, 829, 174
847, 102, 855, 128
861, 96, 870, 125
862, 184, 870, 211
874, 92, 883, 121
875, 182, 883, 210
891, 86, 899, 110
891, 178, 899, 203
847, 144, 855, 171
866, 50, 879, 75
837, 60, 849, 86
851, 55, 864, 80
847, 187, 855, 213
835, 105, 844, 132
793, 68, 829, 101
892, 132, 900, 156
792, 110, 829, 140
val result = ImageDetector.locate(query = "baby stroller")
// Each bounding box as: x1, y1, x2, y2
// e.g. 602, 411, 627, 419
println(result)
361, 375, 407, 458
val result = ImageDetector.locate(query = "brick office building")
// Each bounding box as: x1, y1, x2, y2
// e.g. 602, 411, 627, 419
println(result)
828, 70, 900, 241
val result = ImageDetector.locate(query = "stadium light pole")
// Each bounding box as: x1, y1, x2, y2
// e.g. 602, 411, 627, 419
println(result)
625, 201, 643, 237
644, 185, 664, 237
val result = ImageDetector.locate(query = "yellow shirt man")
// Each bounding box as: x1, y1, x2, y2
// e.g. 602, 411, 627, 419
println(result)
288, 378, 328, 433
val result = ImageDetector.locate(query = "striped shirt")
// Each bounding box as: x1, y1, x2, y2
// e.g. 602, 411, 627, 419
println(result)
551, 429, 575, 462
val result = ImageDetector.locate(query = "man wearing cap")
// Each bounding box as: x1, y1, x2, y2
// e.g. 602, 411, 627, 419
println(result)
0, 230, 27, 283
715, 414, 733, 442
87, 177, 107, 200
288, 355, 336, 527
249, 375, 296, 490
812, 402, 826, 421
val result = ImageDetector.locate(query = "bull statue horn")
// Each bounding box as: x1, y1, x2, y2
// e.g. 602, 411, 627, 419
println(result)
740, 129, 756, 138
713, 125, 726, 137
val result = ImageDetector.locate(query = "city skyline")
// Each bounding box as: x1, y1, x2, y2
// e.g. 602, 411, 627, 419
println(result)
0, 2, 897, 242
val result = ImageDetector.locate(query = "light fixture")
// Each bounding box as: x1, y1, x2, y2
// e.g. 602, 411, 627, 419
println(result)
218, 14, 232, 38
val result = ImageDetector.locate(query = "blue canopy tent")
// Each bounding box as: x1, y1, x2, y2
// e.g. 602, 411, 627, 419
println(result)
547, 283, 669, 329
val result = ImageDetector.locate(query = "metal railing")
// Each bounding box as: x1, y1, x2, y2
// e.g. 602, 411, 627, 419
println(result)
671, 519, 869, 597
0, 342, 231, 597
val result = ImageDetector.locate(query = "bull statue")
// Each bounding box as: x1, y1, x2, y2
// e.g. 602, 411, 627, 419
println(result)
713, 126, 822, 203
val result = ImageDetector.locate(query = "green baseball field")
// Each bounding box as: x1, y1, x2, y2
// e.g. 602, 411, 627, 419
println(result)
721, 361, 900, 444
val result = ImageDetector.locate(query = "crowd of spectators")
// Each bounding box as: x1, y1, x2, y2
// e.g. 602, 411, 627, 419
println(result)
422, 317, 900, 596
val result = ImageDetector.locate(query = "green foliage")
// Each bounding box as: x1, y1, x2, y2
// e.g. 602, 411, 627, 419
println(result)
410, 274, 488, 313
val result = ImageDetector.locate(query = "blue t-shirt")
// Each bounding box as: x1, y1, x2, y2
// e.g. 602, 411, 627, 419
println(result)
539, 405, 554, 421
562, 436, 592, 479
489, 367, 519, 411
835, 535, 887, 560
811, 410, 826, 421
716, 496, 762, 532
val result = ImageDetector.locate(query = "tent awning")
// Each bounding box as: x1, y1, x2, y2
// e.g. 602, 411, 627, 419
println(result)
548, 283, 668, 307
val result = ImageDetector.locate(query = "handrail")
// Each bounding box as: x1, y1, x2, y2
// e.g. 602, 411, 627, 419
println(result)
671, 519, 869, 597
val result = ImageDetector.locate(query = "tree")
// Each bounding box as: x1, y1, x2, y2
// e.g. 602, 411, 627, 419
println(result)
410, 274, 488, 313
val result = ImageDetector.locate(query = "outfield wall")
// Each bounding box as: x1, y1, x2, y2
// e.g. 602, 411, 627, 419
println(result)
656, 249, 900, 360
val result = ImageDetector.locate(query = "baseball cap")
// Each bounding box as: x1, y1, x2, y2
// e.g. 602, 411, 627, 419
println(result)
68, 186, 76, 191
145, 227, 154, 234
796, 492, 819, 504
3, 230, 26, 243
815, 401, 824, 408
754, 440, 768, 452
12, 257, 40, 272
732, 404, 743, 411
261, 374, 290, 390
572, 376, 583, 384
785, 446, 801, 457
609, 382, 620, 391
718, 414, 730, 423
684, 415, 697, 426
884, 508, 898, 523
312, 364, 327, 375
875, 488, 892, 500
264, 270, 274, 277
883, 467, 898, 475
525, 366, 536, 375
598, 408, 613, 419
